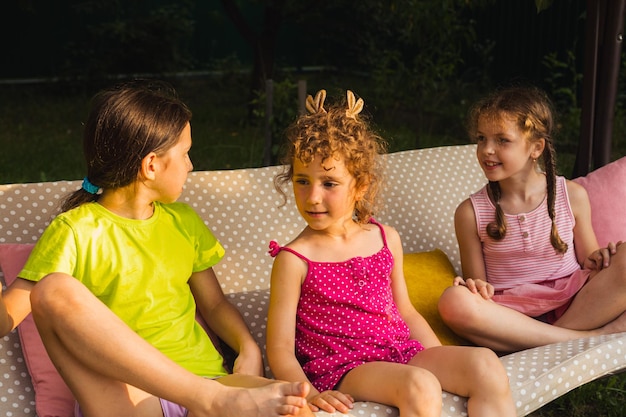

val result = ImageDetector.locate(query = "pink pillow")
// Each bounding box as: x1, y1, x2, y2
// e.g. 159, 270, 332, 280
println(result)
0, 243, 75, 417
572, 156, 626, 248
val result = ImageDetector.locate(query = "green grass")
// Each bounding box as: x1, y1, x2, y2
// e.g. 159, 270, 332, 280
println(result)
2, 74, 625, 184
528, 373, 626, 417
0, 84, 88, 183
0, 77, 271, 183
0, 73, 478, 183
2, 74, 626, 416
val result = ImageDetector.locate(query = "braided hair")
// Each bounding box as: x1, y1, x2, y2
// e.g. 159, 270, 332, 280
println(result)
467, 86, 567, 254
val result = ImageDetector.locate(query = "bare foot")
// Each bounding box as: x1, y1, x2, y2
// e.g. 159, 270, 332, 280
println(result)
193, 380, 313, 417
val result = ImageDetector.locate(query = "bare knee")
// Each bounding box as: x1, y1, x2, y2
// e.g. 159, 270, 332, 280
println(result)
31, 273, 85, 322
466, 348, 510, 395
591, 246, 626, 290
438, 286, 481, 330
401, 368, 442, 415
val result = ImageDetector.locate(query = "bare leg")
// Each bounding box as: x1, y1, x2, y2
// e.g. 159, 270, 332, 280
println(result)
555, 246, 626, 331
338, 362, 442, 417
439, 286, 597, 352
31, 273, 312, 417
411, 346, 515, 417
440, 249, 626, 353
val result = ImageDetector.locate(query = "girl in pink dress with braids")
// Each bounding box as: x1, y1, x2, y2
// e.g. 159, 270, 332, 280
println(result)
266, 90, 515, 417
438, 86, 626, 354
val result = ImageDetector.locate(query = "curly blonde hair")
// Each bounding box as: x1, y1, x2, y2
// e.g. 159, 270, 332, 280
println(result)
275, 91, 387, 224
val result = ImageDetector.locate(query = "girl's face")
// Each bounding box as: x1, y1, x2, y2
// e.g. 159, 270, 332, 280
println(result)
154, 122, 193, 203
292, 153, 360, 231
475, 113, 543, 182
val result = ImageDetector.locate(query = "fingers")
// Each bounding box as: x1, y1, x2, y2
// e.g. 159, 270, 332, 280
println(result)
452, 276, 465, 286
461, 278, 479, 293
309, 390, 354, 414
463, 278, 493, 299
297, 381, 310, 398
588, 245, 617, 269
474, 282, 489, 298
599, 248, 611, 267
280, 382, 312, 416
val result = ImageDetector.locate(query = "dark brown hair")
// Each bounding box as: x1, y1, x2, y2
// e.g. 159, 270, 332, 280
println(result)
62, 80, 192, 212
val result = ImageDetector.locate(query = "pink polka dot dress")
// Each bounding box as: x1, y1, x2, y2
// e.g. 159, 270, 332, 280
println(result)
269, 219, 424, 392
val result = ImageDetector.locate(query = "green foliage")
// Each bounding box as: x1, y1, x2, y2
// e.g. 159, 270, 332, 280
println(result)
0, 84, 90, 183
250, 78, 300, 165
535, 0, 555, 13
64, 0, 196, 77
530, 373, 626, 417
326, 0, 496, 147
541, 48, 583, 175
543, 50, 582, 110
618, 51, 626, 110
612, 51, 626, 161
541, 43, 626, 176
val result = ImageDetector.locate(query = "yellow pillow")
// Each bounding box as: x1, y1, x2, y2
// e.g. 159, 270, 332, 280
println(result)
403, 249, 467, 346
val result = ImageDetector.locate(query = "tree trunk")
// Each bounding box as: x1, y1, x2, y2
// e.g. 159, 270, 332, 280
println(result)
220, 0, 285, 114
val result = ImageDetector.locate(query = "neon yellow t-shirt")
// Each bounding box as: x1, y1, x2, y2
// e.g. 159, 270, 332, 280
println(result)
20, 201, 228, 378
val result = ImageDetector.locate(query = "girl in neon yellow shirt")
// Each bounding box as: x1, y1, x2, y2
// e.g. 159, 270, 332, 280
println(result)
2, 80, 312, 417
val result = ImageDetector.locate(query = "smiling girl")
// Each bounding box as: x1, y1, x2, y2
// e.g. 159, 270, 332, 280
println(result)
438, 86, 626, 353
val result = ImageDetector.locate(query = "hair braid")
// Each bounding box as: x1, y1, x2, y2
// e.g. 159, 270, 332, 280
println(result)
469, 86, 568, 254
543, 141, 568, 254
486, 182, 507, 239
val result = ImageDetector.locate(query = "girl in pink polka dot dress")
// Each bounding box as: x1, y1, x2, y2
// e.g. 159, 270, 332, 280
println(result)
266, 90, 515, 417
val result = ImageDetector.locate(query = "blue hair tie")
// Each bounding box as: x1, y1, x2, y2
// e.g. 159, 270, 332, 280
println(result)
82, 177, 100, 195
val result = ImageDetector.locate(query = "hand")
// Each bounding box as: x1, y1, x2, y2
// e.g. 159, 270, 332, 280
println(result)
231, 344, 264, 377
454, 276, 494, 300
584, 241, 623, 271
308, 389, 354, 414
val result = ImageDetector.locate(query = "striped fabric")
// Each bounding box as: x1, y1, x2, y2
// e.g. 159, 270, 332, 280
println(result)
470, 176, 580, 291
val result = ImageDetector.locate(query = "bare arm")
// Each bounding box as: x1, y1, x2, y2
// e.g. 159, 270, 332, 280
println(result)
454, 199, 494, 298
384, 224, 442, 348
266, 251, 353, 413
266, 252, 310, 385
566, 180, 606, 268
0, 278, 35, 337
455, 199, 487, 280
189, 268, 263, 376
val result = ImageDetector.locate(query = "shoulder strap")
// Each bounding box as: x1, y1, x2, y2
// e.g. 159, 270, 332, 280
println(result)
368, 218, 388, 248
268, 240, 311, 262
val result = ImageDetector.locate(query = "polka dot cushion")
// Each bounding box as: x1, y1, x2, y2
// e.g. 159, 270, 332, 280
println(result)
377, 145, 486, 274
2, 144, 626, 417
0, 330, 36, 416
505, 332, 626, 416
